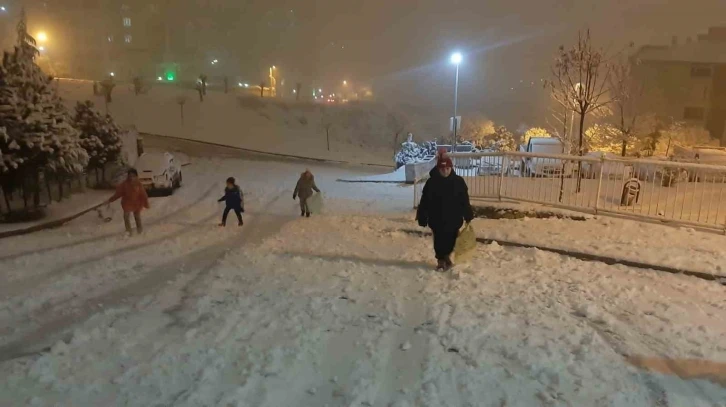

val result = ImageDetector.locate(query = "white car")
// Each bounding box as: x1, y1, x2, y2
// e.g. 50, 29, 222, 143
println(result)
135, 152, 182, 195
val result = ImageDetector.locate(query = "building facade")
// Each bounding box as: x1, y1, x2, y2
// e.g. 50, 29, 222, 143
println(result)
633, 26, 726, 146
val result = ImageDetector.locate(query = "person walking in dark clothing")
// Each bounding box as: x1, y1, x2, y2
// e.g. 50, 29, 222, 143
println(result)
293, 169, 320, 217
416, 156, 473, 271
218, 177, 244, 226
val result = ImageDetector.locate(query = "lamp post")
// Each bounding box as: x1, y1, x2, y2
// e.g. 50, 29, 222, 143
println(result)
450, 52, 462, 148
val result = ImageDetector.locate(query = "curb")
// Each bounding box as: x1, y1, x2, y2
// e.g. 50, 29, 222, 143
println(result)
0, 201, 107, 240
141, 133, 395, 169
401, 229, 726, 283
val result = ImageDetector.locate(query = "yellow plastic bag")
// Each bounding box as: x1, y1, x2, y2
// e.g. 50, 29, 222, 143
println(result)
308, 192, 324, 214
453, 223, 476, 262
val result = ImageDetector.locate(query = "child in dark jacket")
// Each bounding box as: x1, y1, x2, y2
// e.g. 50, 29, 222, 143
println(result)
218, 177, 244, 226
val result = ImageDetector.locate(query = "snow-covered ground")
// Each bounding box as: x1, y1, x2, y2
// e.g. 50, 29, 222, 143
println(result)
1, 142, 725, 406
57, 79, 446, 167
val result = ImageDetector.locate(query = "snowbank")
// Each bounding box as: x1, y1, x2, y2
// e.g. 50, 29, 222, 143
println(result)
338, 165, 407, 183
472, 214, 726, 277
57, 80, 447, 167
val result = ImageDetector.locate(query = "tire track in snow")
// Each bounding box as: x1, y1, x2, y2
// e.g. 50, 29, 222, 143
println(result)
0, 191, 292, 362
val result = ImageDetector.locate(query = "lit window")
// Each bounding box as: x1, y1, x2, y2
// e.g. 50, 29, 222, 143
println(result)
123, 17, 131, 27
124, 34, 132, 43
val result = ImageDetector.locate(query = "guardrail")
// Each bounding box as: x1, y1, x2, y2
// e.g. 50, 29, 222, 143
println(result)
415, 152, 726, 232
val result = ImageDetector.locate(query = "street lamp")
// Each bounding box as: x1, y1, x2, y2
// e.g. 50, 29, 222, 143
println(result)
450, 52, 463, 148
37, 31, 47, 42
343, 80, 347, 86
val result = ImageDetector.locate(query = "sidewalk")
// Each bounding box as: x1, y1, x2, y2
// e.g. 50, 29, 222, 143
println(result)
0, 190, 109, 239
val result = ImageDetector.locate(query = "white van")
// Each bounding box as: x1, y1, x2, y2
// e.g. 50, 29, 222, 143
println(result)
521, 137, 574, 177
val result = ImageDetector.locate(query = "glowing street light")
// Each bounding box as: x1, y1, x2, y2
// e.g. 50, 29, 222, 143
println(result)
157, 76, 163, 81
449, 51, 463, 148
37, 31, 48, 42
110, 72, 115, 77
450, 52, 462, 65
343, 80, 347, 86
1, 6, 6, 12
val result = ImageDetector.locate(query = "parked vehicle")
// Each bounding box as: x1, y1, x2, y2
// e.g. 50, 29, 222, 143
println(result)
521, 138, 574, 177
477, 155, 504, 176
453, 143, 475, 169
135, 152, 183, 195
581, 152, 633, 180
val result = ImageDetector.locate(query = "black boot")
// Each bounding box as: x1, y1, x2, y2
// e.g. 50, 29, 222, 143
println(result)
301, 210, 305, 217
436, 259, 446, 271
445, 257, 453, 270
306, 212, 311, 218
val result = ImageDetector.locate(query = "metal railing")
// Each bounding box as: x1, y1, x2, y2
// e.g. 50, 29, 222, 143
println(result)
415, 151, 726, 232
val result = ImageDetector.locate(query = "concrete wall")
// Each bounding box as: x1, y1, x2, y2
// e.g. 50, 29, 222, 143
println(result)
404, 158, 436, 184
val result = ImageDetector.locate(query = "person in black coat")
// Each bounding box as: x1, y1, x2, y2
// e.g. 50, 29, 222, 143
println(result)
218, 177, 244, 226
416, 157, 474, 270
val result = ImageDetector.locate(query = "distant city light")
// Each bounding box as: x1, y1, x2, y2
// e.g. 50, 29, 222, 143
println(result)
110, 72, 115, 77
238, 82, 243, 87
38, 46, 44, 51
272, 65, 276, 69
157, 76, 163, 81
211, 59, 218, 65
244, 83, 249, 88
0, 6, 6, 12
450, 52, 463, 65
293, 89, 297, 93
37, 32, 47, 42
343, 80, 347, 85
318, 88, 322, 93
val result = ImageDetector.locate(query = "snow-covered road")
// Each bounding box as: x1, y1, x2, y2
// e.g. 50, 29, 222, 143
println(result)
0, 141, 725, 406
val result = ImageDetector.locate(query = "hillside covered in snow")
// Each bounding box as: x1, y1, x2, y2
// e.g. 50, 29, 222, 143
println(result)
57, 79, 448, 166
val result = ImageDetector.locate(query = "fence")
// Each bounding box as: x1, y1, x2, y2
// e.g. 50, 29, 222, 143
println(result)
414, 151, 726, 232
0, 166, 124, 217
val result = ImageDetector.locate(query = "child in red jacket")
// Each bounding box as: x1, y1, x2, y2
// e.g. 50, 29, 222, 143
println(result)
108, 168, 150, 235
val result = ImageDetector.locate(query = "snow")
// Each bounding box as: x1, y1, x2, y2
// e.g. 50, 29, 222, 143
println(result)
471, 211, 726, 277
338, 165, 407, 183
57, 79, 447, 167
1, 138, 725, 406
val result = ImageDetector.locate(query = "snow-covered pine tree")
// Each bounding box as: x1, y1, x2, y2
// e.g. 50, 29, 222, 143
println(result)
73, 100, 123, 182
395, 139, 422, 168
0, 10, 88, 208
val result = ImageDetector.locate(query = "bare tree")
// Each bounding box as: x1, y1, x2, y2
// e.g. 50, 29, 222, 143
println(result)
100, 77, 116, 114
387, 112, 409, 156
608, 51, 643, 157
547, 29, 613, 191
321, 108, 334, 151
459, 115, 496, 147
176, 95, 188, 125
545, 88, 575, 203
